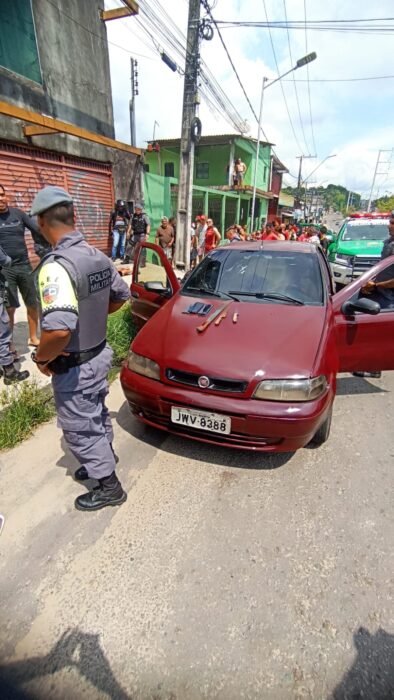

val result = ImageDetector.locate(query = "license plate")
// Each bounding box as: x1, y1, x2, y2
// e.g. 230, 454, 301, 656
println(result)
171, 407, 231, 434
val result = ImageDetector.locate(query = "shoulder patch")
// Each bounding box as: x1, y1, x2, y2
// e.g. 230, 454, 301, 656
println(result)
38, 261, 78, 316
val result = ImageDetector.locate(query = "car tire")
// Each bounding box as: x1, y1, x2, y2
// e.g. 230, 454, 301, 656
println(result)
309, 407, 332, 446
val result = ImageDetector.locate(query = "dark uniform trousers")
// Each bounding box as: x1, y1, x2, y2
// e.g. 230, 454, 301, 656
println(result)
53, 345, 116, 480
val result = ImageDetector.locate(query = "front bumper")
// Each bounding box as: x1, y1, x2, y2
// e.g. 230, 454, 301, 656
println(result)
330, 262, 361, 285
330, 257, 380, 286
120, 367, 334, 452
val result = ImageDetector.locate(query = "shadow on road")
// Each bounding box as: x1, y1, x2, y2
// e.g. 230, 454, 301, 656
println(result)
331, 626, 394, 699
336, 375, 388, 396
0, 628, 131, 700
116, 400, 294, 471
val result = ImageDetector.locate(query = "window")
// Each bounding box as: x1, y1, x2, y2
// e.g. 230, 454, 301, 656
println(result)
164, 162, 174, 177
135, 249, 169, 290
0, 0, 42, 84
183, 249, 324, 306
196, 162, 209, 179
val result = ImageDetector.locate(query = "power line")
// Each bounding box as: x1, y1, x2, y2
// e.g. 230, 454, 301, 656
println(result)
134, 0, 247, 133
282, 0, 311, 154
283, 74, 394, 82
261, 0, 304, 154
303, 0, 317, 155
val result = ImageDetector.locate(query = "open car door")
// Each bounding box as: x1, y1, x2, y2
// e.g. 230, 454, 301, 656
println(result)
333, 258, 394, 373
130, 242, 180, 329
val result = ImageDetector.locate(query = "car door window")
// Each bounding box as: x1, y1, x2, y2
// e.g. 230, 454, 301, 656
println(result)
135, 248, 170, 290
359, 263, 394, 311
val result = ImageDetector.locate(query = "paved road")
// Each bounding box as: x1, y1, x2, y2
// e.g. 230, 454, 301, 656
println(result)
0, 372, 393, 699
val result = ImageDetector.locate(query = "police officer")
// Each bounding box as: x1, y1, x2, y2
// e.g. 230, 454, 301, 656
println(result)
123, 202, 150, 264
30, 186, 130, 511
0, 245, 30, 384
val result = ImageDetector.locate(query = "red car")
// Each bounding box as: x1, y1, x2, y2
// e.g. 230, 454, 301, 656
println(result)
120, 241, 394, 452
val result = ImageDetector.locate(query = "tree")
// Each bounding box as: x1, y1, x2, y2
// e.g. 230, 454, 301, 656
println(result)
374, 194, 394, 212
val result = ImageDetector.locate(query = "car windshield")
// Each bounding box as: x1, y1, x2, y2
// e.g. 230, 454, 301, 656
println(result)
182, 248, 324, 306
342, 222, 388, 242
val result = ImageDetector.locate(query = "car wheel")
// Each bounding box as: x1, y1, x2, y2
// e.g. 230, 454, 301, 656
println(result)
310, 407, 332, 446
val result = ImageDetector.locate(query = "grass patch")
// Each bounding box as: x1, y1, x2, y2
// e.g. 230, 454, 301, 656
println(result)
0, 381, 56, 450
0, 304, 136, 450
107, 301, 137, 366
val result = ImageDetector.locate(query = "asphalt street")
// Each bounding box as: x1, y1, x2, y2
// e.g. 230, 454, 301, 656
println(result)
0, 366, 393, 699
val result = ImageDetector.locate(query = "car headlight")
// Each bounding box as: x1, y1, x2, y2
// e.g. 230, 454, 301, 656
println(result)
127, 351, 160, 380
253, 376, 328, 402
335, 253, 354, 266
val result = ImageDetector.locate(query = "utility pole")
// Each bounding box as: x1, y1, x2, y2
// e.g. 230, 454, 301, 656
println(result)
296, 154, 314, 206
129, 58, 138, 147
175, 0, 201, 270
367, 149, 392, 212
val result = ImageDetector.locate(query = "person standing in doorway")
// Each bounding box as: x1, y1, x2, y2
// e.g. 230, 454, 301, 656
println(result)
109, 200, 131, 262
233, 158, 247, 188
30, 186, 130, 512
0, 185, 49, 354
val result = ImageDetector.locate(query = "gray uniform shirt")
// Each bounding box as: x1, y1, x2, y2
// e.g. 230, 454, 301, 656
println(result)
38, 232, 130, 391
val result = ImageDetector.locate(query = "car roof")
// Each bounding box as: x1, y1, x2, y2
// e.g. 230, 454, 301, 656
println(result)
219, 241, 317, 254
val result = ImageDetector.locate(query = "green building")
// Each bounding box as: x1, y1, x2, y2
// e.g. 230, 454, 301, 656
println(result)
143, 134, 275, 237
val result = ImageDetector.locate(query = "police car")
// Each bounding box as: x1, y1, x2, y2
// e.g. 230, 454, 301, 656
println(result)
328, 212, 390, 287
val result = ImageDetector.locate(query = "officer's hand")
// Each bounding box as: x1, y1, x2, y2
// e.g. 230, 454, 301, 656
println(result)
37, 363, 54, 377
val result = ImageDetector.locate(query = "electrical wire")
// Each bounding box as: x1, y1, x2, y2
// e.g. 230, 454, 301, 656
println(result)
284, 74, 394, 82
261, 0, 305, 154
282, 0, 310, 154
303, 0, 317, 155
215, 18, 394, 35
133, 0, 247, 133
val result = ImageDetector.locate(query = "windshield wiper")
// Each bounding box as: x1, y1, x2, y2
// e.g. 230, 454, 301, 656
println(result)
186, 287, 239, 301
228, 291, 305, 305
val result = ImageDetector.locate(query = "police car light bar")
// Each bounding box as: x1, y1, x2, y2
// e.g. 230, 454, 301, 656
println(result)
349, 212, 390, 219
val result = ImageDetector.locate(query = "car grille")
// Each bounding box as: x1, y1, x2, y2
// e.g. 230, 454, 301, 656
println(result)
166, 368, 248, 394
352, 256, 380, 273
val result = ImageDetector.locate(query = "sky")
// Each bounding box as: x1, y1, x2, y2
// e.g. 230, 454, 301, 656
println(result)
105, 0, 394, 198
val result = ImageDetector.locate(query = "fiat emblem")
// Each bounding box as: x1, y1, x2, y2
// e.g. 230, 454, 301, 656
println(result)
198, 375, 210, 389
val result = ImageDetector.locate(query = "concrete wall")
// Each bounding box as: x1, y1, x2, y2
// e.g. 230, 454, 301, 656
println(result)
0, 0, 141, 203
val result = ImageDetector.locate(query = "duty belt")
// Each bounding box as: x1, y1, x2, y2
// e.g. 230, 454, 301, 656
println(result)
48, 339, 107, 374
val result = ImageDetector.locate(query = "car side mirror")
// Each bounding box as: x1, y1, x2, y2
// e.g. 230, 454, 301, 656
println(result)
144, 281, 170, 295
341, 297, 381, 315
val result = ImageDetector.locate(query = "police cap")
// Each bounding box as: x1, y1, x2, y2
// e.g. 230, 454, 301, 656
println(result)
31, 186, 73, 216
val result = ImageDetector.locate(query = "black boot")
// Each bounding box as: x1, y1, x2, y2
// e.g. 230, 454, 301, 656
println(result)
1, 363, 30, 385
75, 472, 127, 511
74, 446, 119, 481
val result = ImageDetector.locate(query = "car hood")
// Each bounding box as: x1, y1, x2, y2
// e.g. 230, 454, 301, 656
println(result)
132, 295, 327, 380
335, 240, 383, 256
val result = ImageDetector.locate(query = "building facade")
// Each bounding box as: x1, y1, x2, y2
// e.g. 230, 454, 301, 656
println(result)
0, 0, 142, 253
144, 134, 275, 235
